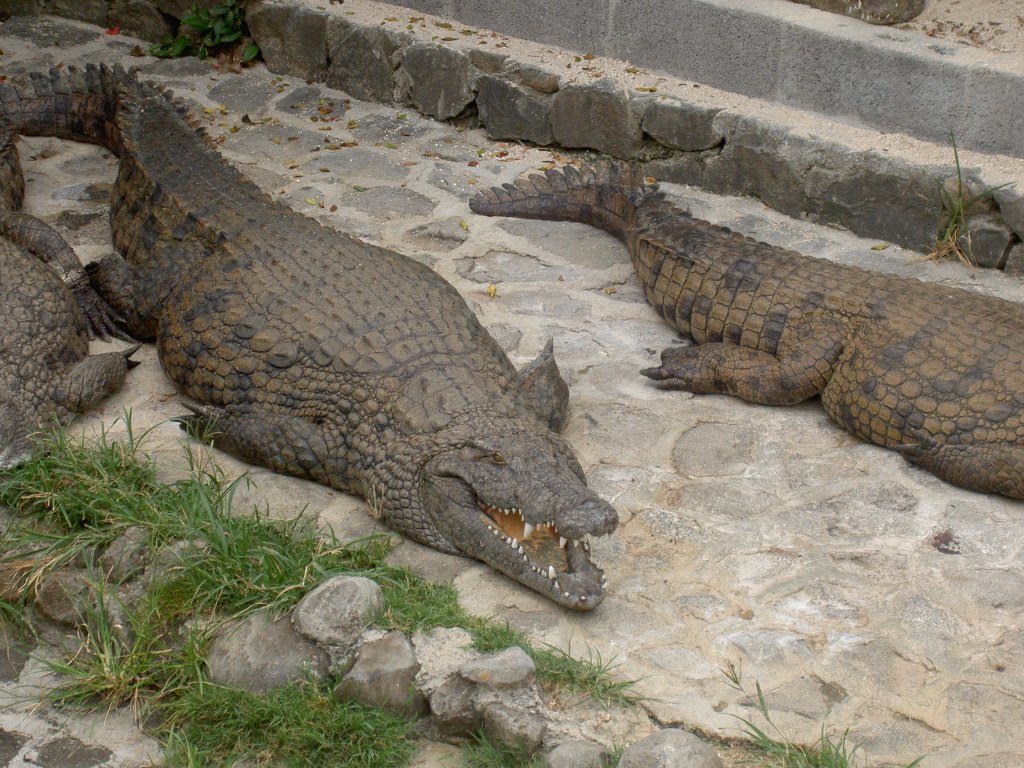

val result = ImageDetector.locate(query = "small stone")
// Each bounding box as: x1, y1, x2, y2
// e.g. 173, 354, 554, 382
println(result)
481, 702, 546, 754
34, 568, 94, 627
207, 609, 329, 693
618, 729, 722, 768
397, 43, 474, 120
0, 730, 27, 765
642, 97, 722, 152
99, 526, 149, 584
460, 646, 536, 688
428, 676, 479, 736
327, 21, 410, 104
247, 1, 328, 80
957, 213, 1015, 268
334, 631, 426, 716
550, 78, 643, 159
544, 739, 606, 768
291, 574, 384, 647
517, 62, 561, 94
1002, 242, 1024, 275
476, 75, 553, 146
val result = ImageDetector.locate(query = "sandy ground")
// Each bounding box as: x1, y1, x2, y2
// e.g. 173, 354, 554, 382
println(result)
898, 0, 1024, 55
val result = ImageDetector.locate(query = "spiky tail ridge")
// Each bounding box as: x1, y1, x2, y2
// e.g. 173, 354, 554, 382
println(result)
0, 65, 130, 154
468, 161, 661, 243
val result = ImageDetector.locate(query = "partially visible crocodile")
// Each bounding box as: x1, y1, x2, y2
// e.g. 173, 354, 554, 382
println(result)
0, 66, 617, 608
0, 122, 137, 467
470, 162, 1024, 499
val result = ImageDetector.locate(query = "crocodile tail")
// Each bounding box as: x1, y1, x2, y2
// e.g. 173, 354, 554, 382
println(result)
0, 64, 130, 154
468, 161, 661, 242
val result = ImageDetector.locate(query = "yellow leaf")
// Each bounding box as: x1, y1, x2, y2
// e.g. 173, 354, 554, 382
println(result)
487, 284, 497, 298
459, 220, 469, 231
305, 198, 318, 205
871, 243, 890, 251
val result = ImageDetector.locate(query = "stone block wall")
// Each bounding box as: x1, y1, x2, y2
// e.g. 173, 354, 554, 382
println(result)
2, 0, 1022, 268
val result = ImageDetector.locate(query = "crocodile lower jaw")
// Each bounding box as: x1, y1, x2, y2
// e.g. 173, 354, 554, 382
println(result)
478, 502, 606, 607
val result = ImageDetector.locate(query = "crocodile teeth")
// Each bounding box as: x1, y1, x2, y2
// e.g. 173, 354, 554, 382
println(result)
523, 522, 535, 539
559, 536, 567, 549
547, 565, 556, 580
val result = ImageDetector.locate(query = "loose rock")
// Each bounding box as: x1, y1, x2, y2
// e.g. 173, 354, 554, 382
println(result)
617, 728, 722, 768
291, 574, 384, 647
334, 630, 427, 716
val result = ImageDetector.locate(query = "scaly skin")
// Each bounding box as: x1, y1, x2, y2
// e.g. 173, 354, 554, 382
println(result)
0, 66, 617, 609
0, 122, 136, 467
470, 162, 1024, 499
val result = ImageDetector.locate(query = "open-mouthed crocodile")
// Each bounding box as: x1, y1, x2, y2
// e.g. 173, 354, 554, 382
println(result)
470, 161, 1024, 500
0, 65, 617, 608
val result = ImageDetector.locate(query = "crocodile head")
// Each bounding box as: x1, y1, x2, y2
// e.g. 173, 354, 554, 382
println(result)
387, 424, 618, 609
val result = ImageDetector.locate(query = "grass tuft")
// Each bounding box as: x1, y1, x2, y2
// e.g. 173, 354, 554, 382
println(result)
462, 727, 544, 768
722, 662, 926, 768
929, 132, 1012, 268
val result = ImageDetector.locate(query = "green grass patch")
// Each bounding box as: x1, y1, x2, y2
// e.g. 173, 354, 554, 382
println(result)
462, 727, 544, 768
158, 681, 415, 768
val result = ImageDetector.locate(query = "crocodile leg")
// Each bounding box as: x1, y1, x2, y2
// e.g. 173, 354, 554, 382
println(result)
642, 319, 845, 405
52, 345, 140, 421
176, 402, 353, 490
900, 440, 1024, 499
85, 254, 170, 341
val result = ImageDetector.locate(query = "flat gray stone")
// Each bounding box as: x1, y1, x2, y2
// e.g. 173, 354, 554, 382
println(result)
0, 730, 27, 765
334, 631, 426, 716
291, 574, 384, 647
477, 75, 553, 145
30, 736, 112, 768
207, 609, 329, 694
456, 250, 562, 284
550, 78, 643, 159
618, 729, 722, 768
341, 185, 435, 219
208, 74, 281, 115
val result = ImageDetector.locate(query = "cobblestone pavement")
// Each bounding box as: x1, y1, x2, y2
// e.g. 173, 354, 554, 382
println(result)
2, 17, 1024, 768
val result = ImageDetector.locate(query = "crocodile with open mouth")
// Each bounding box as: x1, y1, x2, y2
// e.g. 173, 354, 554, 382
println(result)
0, 65, 617, 608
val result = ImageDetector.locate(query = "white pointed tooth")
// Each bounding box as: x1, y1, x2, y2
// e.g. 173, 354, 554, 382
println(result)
517, 545, 525, 555
559, 536, 567, 549
547, 565, 556, 580
523, 523, 535, 539
511, 538, 519, 547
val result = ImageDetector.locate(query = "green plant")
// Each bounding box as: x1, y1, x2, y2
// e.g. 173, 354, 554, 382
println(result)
930, 133, 1012, 268
462, 727, 544, 768
150, 0, 259, 62
722, 663, 926, 768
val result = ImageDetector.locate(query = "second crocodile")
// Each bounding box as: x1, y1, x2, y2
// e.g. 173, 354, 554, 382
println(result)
0, 122, 136, 467
0, 66, 617, 608
470, 162, 1024, 499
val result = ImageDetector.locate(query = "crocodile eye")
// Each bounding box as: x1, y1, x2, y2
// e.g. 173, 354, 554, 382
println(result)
490, 452, 507, 465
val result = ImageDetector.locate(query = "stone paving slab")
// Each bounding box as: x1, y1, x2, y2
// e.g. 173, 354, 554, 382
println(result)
2, 16, 1024, 768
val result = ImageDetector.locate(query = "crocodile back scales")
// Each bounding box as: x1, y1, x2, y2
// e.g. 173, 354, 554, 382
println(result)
470, 162, 1024, 498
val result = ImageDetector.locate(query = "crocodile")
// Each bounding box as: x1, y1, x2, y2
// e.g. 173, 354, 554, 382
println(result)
470, 162, 1024, 499
0, 66, 617, 608
0, 122, 137, 467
